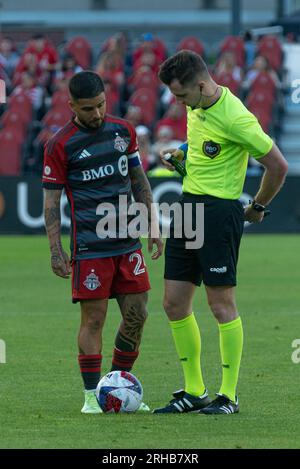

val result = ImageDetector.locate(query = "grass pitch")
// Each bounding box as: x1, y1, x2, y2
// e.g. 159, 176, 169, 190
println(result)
0, 234, 299, 449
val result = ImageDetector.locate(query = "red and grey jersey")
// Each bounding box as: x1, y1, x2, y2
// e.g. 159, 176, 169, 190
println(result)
42, 114, 142, 260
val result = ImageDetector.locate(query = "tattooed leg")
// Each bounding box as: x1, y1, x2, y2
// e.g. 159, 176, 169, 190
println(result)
115, 292, 148, 351
111, 293, 148, 372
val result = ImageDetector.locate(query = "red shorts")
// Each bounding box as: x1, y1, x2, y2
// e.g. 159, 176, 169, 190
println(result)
72, 248, 150, 302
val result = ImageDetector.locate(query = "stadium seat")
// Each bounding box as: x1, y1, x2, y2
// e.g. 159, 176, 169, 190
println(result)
0, 109, 31, 130
42, 109, 72, 128
129, 88, 157, 127
152, 37, 168, 61
34, 127, 57, 146
104, 85, 120, 115
65, 36, 92, 69
0, 130, 22, 175
220, 36, 245, 68
8, 92, 33, 120
250, 108, 272, 133
51, 89, 70, 110
247, 90, 274, 117
257, 35, 282, 71
177, 36, 205, 56
128, 69, 159, 94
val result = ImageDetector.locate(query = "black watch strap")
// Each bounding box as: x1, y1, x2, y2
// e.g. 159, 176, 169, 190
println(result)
251, 200, 266, 212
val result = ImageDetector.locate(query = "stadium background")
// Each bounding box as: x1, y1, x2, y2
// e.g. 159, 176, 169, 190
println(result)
0, 0, 300, 450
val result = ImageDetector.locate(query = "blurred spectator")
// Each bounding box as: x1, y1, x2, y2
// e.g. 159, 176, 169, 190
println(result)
242, 31, 257, 68
152, 125, 184, 166
16, 34, 59, 90
103, 79, 120, 115
14, 52, 48, 87
136, 125, 156, 171
243, 55, 281, 89
55, 54, 82, 83
124, 105, 143, 127
101, 32, 132, 75
0, 37, 20, 78
133, 33, 165, 74
95, 51, 125, 89
12, 71, 44, 111
214, 51, 243, 83
133, 50, 160, 75
102, 32, 127, 61
25, 34, 58, 72
155, 103, 187, 142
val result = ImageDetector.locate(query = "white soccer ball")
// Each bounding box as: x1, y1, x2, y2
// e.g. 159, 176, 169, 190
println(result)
96, 370, 143, 413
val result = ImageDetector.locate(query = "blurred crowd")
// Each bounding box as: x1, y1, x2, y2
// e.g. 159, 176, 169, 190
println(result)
0, 30, 287, 177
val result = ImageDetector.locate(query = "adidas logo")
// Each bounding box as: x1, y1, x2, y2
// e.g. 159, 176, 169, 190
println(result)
79, 149, 92, 159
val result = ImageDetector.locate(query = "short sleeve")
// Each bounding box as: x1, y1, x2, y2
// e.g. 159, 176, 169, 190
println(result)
126, 123, 139, 154
125, 122, 141, 168
42, 139, 67, 188
228, 112, 273, 159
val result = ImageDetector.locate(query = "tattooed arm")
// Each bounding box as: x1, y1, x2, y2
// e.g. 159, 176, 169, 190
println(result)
129, 165, 163, 260
43, 189, 71, 278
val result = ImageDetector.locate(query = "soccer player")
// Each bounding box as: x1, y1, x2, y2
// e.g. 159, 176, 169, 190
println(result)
42, 71, 163, 414
153, 50, 288, 414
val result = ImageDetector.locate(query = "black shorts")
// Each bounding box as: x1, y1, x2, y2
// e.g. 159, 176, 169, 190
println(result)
164, 193, 244, 287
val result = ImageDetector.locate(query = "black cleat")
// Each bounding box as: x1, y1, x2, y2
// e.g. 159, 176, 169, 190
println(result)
153, 389, 211, 414
199, 394, 239, 415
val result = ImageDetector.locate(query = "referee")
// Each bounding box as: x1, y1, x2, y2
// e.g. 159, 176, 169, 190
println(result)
153, 50, 288, 414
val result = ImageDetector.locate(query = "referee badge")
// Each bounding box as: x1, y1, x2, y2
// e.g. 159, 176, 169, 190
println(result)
202, 140, 221, 159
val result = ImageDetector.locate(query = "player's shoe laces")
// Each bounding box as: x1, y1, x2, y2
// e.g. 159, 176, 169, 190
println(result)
81, 390, 102, 414
199, 394, 239, 415
152, 389, 211, 414
137, 402, 150, 412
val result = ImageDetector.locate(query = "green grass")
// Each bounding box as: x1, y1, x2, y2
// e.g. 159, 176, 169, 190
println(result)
0, 234, 299, 449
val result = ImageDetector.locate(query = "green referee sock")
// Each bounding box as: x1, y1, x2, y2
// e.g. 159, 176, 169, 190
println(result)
218, 316, 243, 402
170, 313, 206, 397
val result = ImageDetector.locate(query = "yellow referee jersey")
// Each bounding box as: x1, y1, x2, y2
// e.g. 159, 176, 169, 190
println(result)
183, 87, 273, 199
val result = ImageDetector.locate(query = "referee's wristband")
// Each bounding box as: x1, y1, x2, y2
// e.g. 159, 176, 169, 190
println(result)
178, 143, 188, 160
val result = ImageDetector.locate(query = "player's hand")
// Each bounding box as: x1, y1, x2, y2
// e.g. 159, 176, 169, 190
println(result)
148, 236, 164, 260
51, 249, 72, 278
244, 205, 265, 223
159, 148, 184, 171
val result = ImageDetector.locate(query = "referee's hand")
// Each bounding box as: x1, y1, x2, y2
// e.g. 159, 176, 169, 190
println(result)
244, 205, 265, 223
160, 149, 184, 171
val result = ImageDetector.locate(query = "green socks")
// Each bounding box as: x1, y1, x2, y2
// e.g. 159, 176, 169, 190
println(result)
170, 313, 205, 396
218, 316, 243, 402
170, 314, 243, 401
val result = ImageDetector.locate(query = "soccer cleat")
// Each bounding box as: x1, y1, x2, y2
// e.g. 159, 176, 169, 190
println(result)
81, 390, 102, 414
137, 402, 150, 412
199, 394, 239, 415
152, 389, 211, 414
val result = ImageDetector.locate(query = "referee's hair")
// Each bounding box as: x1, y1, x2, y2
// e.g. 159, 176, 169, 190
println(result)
69, 71, 105, 100
158, 50, 209, 86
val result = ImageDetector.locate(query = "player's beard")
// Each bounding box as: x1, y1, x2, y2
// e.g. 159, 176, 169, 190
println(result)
76, 115, 103, 129
88, 118, 103, 129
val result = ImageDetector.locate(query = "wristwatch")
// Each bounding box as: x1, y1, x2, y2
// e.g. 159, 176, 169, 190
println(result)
251, 200, 266, 212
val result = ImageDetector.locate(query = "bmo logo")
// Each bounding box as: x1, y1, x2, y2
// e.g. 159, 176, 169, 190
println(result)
82, 165, 115, 181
